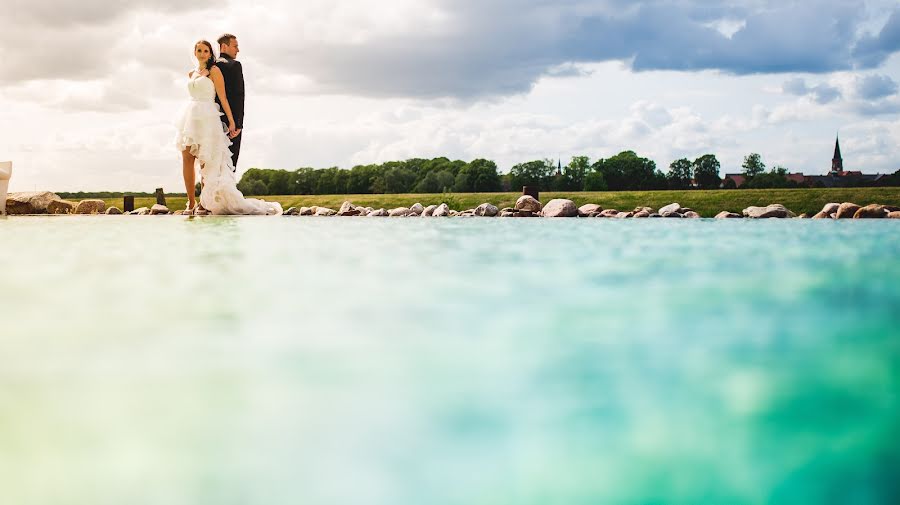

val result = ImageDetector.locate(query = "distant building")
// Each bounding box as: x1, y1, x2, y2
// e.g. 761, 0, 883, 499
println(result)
724, 135, 885, 188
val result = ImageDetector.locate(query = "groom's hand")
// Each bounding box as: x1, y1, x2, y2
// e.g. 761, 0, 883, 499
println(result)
229, 128, 242, 139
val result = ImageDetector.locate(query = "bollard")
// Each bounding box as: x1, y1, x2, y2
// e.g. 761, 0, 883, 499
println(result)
0, 161, 11, 216
123, 195, 135, 213
522, 185, 539, 201
155, 188, 166, 206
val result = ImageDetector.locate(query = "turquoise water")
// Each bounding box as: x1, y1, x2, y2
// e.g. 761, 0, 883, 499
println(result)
1, 216, 899, 504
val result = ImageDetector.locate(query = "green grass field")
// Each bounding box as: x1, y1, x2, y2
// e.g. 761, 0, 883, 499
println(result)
91, 187, 900, 217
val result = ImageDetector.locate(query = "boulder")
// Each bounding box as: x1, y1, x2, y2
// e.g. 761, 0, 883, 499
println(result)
615, 212, 633, 219
889, 211, 900, 219
367, 208, 388, 217
5, 191, 60, 214
283, 206, 300, 215
853, 204, 888, 219
315, 207, 336, 216
742, 204, 794, 219
150, 204, 169, 215
338, 201, 361, 216
449, 210, 460, 217
600, 209, 620, 218
388, 207, 410, 217
433, 203, 450, 217
661, 211, 683, 218
633, 211, 651, 218
173, 210, 184, 215
299, 207, 314, 216
715, 211, 742, 219
409, 203, 425, 215
105, 207, 122, 215
683, 211, 701, 219
588, 211, 604, 218
812, 211, 831, 219
422, 204, 437, 217
633, 206, 653, 214
883, 205, 900, 212
541, 199, 578, 217
820, 203, 841, 215
659, 203, 681, 215
75, 199, 107, 215
130, 207, 151, 215
475, 203, 499, 217
835, 202, 861, 219
500, 210, 517, 217
47, 199, 77, 214
407, 212, 419, 217
648, 213, 662, 218
578, 204, 603, 217
515, 195, 542, 212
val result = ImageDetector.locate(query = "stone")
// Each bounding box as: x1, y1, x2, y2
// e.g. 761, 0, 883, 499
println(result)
853, 204, 888, 219
578, 204, 603, 217
75, 199, 107, 215
883, 205, 900, 212
433, 203, 450, 217
661, 211, 683, 218
475, 203, 499, 217
820, 203, 841, 215
633, 206, 653, 214
173, 210, 184, 215
648, 213, 662, 218
515, 195, 542, 212
283, 206, 299, 215
407, 212, 419, 217
388, 207, 410, 217
715, 211, 742, 219
541, 199, 578, 217
105, 207, 122, 215
131, 207, 150, 215
889, 211, 900, 219
812, 211, 831, 219
683, 211, 701, 219
409, 203, 425, 215
150, 204, 169, 215
518, 210, 539, 218
5, 191, 60, 214
500, 210, 517, 217
835, 202, 861, 219
299, 207, 314, 216
615, 212, 633, 219
659, 203, 681, 215
742, 204, 794, 219
47, 199, 77, 214
338, 201, 361, 216
588, 211, 604, 218
367, 208, 388, 217
422, 205, 437, 217
600, 209, 620, 218
449, 210, 459, 217
315, 207, 336, 216
633, 211, 651, 218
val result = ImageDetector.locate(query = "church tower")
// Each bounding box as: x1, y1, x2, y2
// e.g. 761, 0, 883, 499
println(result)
831, 135, 843, 173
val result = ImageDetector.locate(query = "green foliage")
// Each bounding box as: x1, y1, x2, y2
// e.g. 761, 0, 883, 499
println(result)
583, 169, 608, 191
592, 151, 666, 191
692, 154, 721, 190
666, 158, 693, 190
742, 166, 801, 189
742, 153, 766, 178
508, 159, 555, 191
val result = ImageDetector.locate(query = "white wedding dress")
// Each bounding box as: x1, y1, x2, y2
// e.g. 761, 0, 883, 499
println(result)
174, 73, 282, 215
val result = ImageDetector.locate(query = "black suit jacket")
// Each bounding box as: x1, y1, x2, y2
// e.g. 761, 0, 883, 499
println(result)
215, 55, 245, 129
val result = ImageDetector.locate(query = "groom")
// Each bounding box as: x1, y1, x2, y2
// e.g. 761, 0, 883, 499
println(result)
216, 33, 244, 172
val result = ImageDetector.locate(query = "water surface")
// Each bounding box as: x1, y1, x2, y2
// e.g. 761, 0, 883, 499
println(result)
1, 217, 899, 504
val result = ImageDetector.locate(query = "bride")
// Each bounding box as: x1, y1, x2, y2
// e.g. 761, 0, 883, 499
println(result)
174, 40, 281, 215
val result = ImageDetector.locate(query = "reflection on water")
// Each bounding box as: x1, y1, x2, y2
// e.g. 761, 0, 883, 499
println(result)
1, 217, 899, 504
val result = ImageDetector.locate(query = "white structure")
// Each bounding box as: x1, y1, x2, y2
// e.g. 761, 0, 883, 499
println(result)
0, 162, 11, 216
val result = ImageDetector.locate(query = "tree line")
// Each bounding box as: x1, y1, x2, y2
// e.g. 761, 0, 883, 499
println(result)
234, 152, 900, 196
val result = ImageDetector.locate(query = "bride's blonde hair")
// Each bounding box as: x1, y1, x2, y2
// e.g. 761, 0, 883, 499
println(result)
194, 40, 216, 70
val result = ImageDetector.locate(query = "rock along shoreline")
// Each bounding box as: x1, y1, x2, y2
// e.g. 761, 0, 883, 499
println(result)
4, 191, 900, 219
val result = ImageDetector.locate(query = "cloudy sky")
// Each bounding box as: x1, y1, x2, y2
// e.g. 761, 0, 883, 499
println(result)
2, 0, 899, 192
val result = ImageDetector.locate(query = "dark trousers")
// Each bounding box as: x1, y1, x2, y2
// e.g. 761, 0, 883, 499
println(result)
222, 120, 242, 171
229, 131, 242, 171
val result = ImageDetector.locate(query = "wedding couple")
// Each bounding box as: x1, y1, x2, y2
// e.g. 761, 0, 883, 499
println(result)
174, 34, 282, 215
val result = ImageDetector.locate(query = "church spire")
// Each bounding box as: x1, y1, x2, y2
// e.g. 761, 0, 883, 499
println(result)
832, 134, 843, 172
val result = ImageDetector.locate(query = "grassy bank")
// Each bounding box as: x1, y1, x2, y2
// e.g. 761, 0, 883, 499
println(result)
91, 187, 900, 217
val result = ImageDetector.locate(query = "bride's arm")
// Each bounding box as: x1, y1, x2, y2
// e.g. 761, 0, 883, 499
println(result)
209, 66, 236, 135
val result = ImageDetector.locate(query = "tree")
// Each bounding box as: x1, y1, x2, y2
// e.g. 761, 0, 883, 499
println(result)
592, 151, 661, 191
666, 158, 693, 189
692, 154, 721, 189
742, 153, 766, 178
248, 180, 268, 196
415, 171, 440, 193
435, 170, 456, 192
583, 169, 607, 191
384, 167, 417, 193
560, 156, 590, 191
508, 160, 555, 191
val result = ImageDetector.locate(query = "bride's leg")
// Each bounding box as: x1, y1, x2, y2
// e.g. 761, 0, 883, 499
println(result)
182, 149, 197, 209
